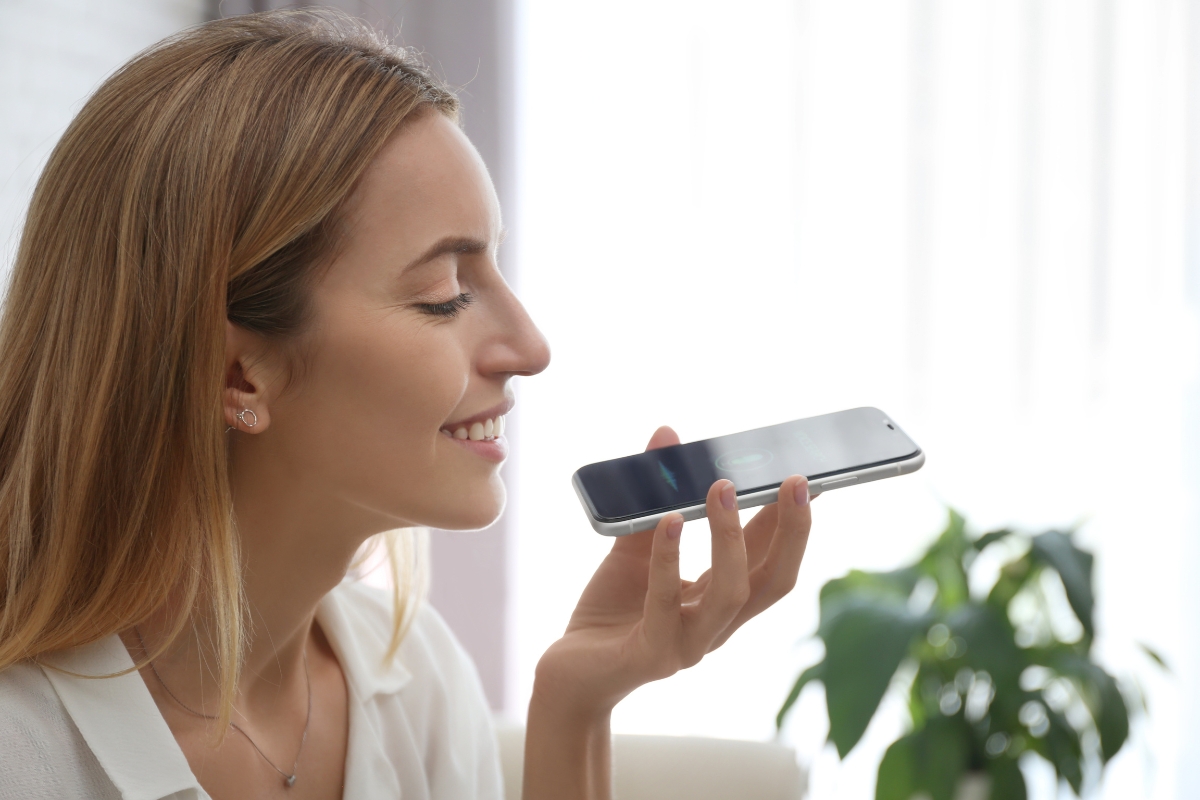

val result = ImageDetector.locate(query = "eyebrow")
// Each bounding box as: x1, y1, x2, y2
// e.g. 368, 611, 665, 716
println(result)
403, 230, 505, 273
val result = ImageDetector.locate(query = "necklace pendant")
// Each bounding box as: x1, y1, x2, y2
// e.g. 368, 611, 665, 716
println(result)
285, 774, 296, 788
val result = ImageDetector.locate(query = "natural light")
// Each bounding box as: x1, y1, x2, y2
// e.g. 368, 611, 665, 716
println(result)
513, 2, 1191, 798
0, 2, 1194, 798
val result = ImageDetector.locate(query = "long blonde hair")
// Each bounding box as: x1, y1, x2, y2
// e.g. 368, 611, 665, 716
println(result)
0, 9, 456, 725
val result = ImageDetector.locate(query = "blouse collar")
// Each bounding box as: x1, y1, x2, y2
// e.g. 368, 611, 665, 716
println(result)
39, 635, 204, 800
316, 580, 414, 703
37, 580, 414, 800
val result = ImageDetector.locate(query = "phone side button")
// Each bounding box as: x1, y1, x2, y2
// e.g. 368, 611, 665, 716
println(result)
822, 476, 858, 489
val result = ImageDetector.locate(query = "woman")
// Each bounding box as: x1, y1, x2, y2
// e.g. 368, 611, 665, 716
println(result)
0, 10, 812, 799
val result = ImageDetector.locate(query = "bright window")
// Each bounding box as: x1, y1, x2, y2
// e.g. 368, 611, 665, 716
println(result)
513, 2, 1191, 798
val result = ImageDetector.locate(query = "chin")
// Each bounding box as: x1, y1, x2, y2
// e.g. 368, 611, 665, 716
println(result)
424, 480, 506, 531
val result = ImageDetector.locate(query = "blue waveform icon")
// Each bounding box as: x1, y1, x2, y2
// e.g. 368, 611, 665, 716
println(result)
658, 461, 678, 491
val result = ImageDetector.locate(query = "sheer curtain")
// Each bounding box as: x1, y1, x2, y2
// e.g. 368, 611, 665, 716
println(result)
513, 1, 1194, 798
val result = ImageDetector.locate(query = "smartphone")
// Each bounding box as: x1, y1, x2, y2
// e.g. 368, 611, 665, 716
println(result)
571, 407, 924, 536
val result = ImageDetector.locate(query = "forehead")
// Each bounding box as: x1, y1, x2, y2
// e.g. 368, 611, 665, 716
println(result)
343, 111, 500, 246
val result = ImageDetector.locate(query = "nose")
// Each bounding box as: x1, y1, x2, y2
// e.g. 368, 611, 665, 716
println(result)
478, 284, 551, 378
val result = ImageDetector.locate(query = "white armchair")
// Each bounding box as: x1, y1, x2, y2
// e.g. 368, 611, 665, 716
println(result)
495, 724, 807, 800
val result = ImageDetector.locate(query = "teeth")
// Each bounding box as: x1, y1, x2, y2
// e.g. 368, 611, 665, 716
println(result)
444, 414, 507, 442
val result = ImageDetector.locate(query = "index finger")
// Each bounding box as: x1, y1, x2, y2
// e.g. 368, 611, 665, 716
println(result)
688, 479, 749, 644
646, 425, 681, 450
641, 514, 685, 648
613, 425, 683, 558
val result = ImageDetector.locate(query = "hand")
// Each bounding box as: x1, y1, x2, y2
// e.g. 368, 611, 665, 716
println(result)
533, 425, 813, 716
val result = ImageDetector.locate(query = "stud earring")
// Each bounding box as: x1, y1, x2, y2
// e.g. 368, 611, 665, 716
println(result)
227, 407, 258, 433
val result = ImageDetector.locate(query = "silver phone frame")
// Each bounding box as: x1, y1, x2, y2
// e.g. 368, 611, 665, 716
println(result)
572, 444, 925, 537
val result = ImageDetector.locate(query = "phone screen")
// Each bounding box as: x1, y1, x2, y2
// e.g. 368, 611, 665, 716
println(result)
575, 407, 920, 522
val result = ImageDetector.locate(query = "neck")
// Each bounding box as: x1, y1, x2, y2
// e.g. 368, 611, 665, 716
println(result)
127, 433, 399, 718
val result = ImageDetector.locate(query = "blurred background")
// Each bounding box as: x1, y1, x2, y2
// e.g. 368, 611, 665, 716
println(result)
2, 1, 1196, 798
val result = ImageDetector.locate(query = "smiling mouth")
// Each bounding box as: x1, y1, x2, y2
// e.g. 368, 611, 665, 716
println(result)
440, 414, 505, 442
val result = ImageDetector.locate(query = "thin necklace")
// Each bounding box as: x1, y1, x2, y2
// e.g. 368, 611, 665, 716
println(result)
135, 627, 312, 788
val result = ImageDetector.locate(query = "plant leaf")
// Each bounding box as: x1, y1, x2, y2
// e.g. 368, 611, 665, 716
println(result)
921, 509, 970, 608
821, 595, 927, 757
776, 662, 822, 730
874, 716, 970, 800
974, 528, 1015, 552
1089, 669, 1129, 764
987, 755, 1028, 800
921, 716, 971, 800
1047, 652, 1129, 762
819, 567, 920, 631
1029, 531, 1095, 640
937, 508, 968, 550
876, 733, 919, 800
1040, 707, 1083, 795
1137, 642, 1169, 671
986, 552, 1033, 611
946, 603, 1028, 729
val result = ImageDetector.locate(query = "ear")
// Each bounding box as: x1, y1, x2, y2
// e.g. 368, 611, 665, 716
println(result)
224, 320, 273, 434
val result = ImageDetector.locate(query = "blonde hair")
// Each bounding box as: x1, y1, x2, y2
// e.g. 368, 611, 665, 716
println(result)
0, 9, 456, 726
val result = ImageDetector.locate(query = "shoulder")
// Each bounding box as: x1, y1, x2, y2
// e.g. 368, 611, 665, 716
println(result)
0, 661, 120, 799
322, 581, 503, 798
0, 658, 61, 720
325, 581, 483, 700
327, 581, 468, 668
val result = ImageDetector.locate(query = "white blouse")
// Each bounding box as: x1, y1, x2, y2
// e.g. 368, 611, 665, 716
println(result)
0, 581, 504, 799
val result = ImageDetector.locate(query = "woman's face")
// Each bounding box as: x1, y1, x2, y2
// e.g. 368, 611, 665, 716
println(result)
252, 111, 550, 531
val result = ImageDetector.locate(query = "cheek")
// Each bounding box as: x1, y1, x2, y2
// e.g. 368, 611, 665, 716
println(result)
287, 316, 500, 528
327, 319, 464, 454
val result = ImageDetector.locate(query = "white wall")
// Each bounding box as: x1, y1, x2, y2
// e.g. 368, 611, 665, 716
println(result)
0, 0, 205, 274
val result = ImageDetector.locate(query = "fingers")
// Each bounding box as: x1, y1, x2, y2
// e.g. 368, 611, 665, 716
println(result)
641, 514, 685, 647
752, 475, 811, 600
742, 501, 780, 568
645, 425, 681, 451
612, 425, 681, 557
710, 475, 812, 649
687, 480, 749, 653
681, 571, 711, 605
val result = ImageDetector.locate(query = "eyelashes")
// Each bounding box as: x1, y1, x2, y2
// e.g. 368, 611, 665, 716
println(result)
416, 292, 474, 318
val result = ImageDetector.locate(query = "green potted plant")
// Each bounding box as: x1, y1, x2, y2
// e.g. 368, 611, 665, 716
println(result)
776, 510, 1156, 800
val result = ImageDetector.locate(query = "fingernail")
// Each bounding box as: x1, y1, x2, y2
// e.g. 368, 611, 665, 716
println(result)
720, 481, 737, 510
666, 517, 683, 540
794, 478, 810, 506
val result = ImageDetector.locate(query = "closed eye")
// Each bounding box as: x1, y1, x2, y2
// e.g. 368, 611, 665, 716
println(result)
415, 292, 474, 318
